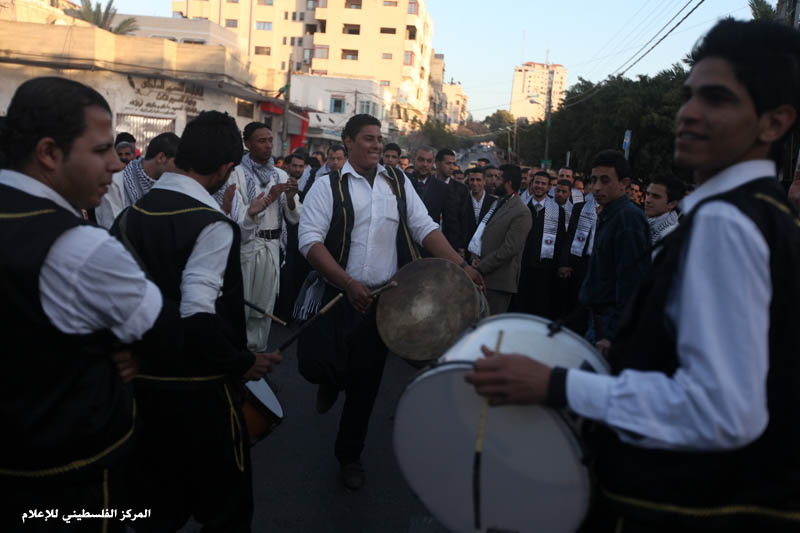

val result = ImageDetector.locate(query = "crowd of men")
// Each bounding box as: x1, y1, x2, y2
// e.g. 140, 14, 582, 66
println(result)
3, 16, 800, 533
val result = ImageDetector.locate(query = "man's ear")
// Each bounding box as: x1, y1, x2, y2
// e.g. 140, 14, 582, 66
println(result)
668, 199, 679, 212
33, 137, 63, 172
620, 177, 631, 189
758, 104, 797, 145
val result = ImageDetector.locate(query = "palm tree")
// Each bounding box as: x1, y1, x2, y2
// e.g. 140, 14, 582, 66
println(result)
70, 0, 139, 35
749, 0, 777, 20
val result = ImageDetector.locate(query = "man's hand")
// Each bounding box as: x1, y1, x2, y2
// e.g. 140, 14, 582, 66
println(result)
247, 192, 269, 218
111, 350, 139, 383
464, 345, 551, 406
595, 339, 611, 358
465, 264, 485, 292
345, 278, 373, 313
789, 167, 800, 211
285, 177, 299, 196
222, 184, 237, 215
557, 266, 573, 279
242, 351, 282, 381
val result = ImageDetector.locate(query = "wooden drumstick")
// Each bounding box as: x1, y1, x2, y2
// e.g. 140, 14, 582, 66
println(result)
244, 300, 288, 327
274, 281, 398, 354
473, 329, 503, 533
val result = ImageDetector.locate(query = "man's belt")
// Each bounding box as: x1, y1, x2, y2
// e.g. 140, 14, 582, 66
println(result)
257, 229, 281, 240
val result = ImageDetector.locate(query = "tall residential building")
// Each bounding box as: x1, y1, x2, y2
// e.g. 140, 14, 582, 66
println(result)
509, 62, 567, 122
427, 51, 445, 123
170, 0, 434, 132
442, 81, 467, 131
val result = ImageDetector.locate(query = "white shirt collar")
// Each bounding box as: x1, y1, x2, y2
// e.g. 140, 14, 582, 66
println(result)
681, 159, 776, 215
471, 190, 485, 204
152, 172, 223, 211
444, 176, 451, 184
341, 160, 390, 182
0, 169, 83, 217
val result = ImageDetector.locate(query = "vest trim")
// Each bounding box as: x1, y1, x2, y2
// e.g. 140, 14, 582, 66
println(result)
0, 208, 58, 219
132, 204, 219, 216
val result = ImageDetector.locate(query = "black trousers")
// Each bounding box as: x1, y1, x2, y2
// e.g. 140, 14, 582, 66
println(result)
129, 380, 253, 533
511, 264, 558, 319
297, 287, 387, 465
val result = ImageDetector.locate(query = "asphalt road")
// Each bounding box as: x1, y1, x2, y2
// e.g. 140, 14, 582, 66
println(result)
182, 323, 449, 533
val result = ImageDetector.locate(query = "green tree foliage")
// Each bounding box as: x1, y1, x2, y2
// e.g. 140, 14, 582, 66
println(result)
404, 119, 475, 154
482, 109, 515, 133
513, 64, 689, 179
749, 0, 777, 20
69, 0, 139, 35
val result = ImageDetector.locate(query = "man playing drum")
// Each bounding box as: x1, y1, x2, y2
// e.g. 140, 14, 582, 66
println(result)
298, 114, 484, 490
467, 19, 800, 531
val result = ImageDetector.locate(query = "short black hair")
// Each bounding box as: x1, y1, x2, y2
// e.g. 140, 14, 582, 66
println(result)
400, 154, 410, 160
498, 164, 522, 191
435, 148, 456, 162
556, 179, 572, 189
115, 132, 136, 146
591, 149, 631, 182
1, 77, 111, 170
327, 144, 346, 155
649, 175, 686, 203
384, 142, 401, 155
342, 114, 381, 143
243, 121, 269, 141
466, 167, 484, 177
483, 165, 497, 172
453, 169, 464, 175
574, 176, 586, 187
284, 153, 305, 166
312, 150, 325, 158
174, 111, 243, 174
533, 170, 550, 179
478, 157, 490, 164
559, 166, 574, 173
115, 141, 135, 152
691, 19, 800, 168
414, 145, 435, 158
144, 132, 180, 160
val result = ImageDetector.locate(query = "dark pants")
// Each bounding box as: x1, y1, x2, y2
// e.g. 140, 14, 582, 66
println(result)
486, 289, 513, 315
511, 265, 558, 319
130, 380, 253, 533
297, 287, 387, 465
1, 459, 130, 533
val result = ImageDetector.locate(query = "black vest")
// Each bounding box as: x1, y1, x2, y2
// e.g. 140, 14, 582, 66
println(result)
324, 167, 420, 271
114, 189, 247, 377
593, 178, 800, 530
0, 185, 134, 475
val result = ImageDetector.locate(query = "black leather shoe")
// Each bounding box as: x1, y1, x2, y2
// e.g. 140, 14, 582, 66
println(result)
340, 461, 365, 491
316, 384, 339, 414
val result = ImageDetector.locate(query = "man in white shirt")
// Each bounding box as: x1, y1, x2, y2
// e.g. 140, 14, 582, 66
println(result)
298, 114, 484, 491
95, 132, 180, 228
0, 77, 166, 532
226, 122, 301, 352
467, 19, 800, 531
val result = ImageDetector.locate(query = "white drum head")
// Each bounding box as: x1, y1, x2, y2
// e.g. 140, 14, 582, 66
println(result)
394, 364, 589, 533
245, 379, 283, 418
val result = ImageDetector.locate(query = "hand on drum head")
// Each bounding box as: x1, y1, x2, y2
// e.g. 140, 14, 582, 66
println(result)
345, 278, 373, 313
111, 350, 139, 383
243, 351, 282, 381
464, 345, 551, 406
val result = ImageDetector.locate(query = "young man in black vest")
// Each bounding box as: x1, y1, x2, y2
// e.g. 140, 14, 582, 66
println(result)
297, 114, 484, 490
113, 111, 280, 532
0, 77, 171, 532
466, 19, 800, 531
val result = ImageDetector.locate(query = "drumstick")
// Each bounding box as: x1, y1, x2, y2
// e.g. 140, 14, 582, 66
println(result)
473, 330, 503, 533
244, 300, 288, 327
274, 281, 398, 353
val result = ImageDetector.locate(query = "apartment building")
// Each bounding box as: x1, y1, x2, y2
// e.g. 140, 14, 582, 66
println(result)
442, 81, 467, 131
509, 62, 567, 122
171, 0, 433, 132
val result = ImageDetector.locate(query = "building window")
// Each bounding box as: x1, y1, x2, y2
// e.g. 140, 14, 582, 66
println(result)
183, 38, 206, 44
408, 0, 418, 14
330, 97, 345, 113
312, 69, 328, 75
303, 48, 312, 61
319, 0, 327, 5
341, 49, 358, 60
343, 24, 360, 35
305, 23, 316, 34
225, 19, 238, 28
254, 46, 271, 55
300, 12, 305, 20
284, 11, 288, 19
379, 27, 396, 34
345, 0, 361, 8
380, 80, 390, 86
406, 25, 416, 40
383, 0, 397, 5
306, 0, 316, 8
226, 0, 238, 3
256, 21, 272, 30
192, 16, 208, 20
283, 36, 287, 44
257, 0, 273, 4
290, 37, 295, 45
314, 44, 329, 58
292, 11, 297, 20
281, 61, 286, 69
403, 51, 414, 66
382, 52, 392, 59
358, 101, 372, 115
318, 19, 327, 32
237, 100, 254, 118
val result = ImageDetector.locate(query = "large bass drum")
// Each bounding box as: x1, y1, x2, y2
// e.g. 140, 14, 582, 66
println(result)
393, 314, 608, 533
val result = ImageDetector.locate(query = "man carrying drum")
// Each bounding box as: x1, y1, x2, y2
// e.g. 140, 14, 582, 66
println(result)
298, 114, 484, 490
467, 19, 800, 532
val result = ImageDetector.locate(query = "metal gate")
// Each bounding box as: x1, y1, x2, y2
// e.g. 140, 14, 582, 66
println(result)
115, 114, 176, 149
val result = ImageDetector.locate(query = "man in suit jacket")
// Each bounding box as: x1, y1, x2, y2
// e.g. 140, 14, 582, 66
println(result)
466, 167, 496, 239
436, 148, 473, 256
473, 164, 532, 315
409, 146, 451, 257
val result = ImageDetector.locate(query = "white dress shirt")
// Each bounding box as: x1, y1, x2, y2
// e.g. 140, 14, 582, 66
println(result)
471, 191, 486, 223
228, 164, 301, 240
0, 169, 162, 343
299, 161, 439, 287
95, 170, 125, 228
566, 160, 774, 451
152, 172, 235, 318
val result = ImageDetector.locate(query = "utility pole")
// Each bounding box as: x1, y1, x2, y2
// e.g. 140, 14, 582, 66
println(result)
281, 60, 292, 154
543, 68, 554, 169
354, 89, 358, 115
513, 119, 518, 164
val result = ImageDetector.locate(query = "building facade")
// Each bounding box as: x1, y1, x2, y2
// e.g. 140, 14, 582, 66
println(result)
442, 81, 467, 131
509, 61, 567, 122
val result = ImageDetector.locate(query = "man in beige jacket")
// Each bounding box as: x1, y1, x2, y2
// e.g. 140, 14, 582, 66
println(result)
473, 164, 532, 314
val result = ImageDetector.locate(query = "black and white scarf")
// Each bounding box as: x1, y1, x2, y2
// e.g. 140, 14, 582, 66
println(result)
570, 193, 597, 257
241, 153, 281, 203
122, 159, 155, 206
533, 196, 561, 260
648, 210, 679, 244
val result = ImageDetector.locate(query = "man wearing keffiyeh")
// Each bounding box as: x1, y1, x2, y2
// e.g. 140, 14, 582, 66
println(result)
222, 122, 301, 353
644, 176, 685, 244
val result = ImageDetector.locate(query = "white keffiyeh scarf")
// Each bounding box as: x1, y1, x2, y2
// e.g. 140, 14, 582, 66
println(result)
648, 210, 679, 244
122, 159, 155, 206
241, 153, 281, 203
537, 196, 561, 260
570, 193, 598, 257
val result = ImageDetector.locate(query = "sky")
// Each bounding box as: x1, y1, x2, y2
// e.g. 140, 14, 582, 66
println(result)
111, 0, 763, 120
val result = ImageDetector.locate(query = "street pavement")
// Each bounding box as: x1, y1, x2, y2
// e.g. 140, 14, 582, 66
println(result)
181, 323, 449, 533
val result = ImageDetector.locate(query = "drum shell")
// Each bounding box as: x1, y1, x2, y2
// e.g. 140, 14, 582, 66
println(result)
242, 379, 283, 445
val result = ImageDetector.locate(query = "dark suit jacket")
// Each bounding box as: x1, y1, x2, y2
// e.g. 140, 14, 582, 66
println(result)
467, 192, 497, 240
410, 173, 449, 226
444, 179, 472, 251
477, 195, 533, 293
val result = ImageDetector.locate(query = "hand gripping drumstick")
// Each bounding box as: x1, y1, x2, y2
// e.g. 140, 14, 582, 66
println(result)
274, 281, 399, 354
473, 329, 503, 533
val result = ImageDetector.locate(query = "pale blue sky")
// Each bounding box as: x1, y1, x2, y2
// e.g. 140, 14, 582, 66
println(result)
113, 0, 762, 120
